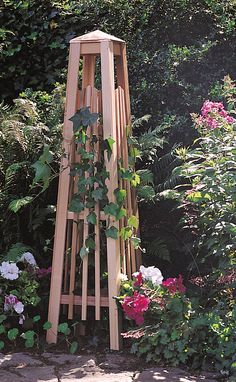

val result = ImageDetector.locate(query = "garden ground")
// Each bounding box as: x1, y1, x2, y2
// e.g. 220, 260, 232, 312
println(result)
0, 352, 221, 381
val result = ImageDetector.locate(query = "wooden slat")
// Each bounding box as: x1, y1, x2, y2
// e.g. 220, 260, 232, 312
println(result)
47, 42, 81, 344
61, 294, 109, 307
92, 87, 101, 320
67, 210, 106, 221
81, 85, 92, 321
101, 40, 121, 351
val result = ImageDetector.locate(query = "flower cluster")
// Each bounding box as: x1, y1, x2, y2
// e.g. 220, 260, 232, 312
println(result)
162, 275, 186, 294
119, 266, 186, 327
196, 100, 235, 129
0, 252, 40, 325
122, 291, 150, 325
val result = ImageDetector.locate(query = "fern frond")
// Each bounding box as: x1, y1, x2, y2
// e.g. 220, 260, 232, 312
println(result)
146, 237, 170, 262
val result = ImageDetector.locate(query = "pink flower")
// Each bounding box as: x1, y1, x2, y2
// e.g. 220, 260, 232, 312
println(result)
162, 274, 186, 294
4, 294, 24, 314
132, 271, 143, 287
200, 100, 235, 129
122, 291, 150, 325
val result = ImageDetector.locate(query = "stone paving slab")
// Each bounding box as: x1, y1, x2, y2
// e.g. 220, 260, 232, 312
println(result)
134, 368, 219, 382
0, 352, 43, 367
0, 352, 220, 382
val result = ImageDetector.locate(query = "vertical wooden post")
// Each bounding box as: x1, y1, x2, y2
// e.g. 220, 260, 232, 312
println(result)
101, 40, 121, 350
47, 42, 81, 343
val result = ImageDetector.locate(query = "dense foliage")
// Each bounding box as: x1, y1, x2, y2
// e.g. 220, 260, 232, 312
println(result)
0, 85, 63, 258
119, 266, 236, 376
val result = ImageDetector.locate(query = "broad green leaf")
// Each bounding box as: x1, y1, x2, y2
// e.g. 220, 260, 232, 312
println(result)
114, 188, 127, 204
136, 169, 154, 185
128, 215, 139, 229
120, 226, 133, 240
43, 321, 52, 330
0, 325, 5, 334
0, 314, 7, 324
105, 226, 118, 239
87, 211, 97, 225
32, 161, 51, 191
69, 196, 84, 213
131, 172, 141, 187
8, 196, 33, 213
70, 341, 78, 354
92, 187, 104, 201
58, 322, 71, 335
25, 339, 35, 348
8, 328, 19, 341
137, 185, 155, 200
39, 145, 53, 164
0, 341, 4, 350
22, 330, 35, 340
80, 246, 89, 259
116, 207, 127, 220
103, 202, 119, 217
85, 237, 95, 249
106, 137, 115, 151
69, 107, 98, 130
33, 315, 41, 322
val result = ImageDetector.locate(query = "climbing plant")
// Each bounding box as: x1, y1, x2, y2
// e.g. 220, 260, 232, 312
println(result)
68, 107, 140, 259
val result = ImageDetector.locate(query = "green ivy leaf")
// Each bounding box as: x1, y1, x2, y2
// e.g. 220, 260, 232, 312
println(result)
0, 325, 5, 335
69, 107, 98, 131
8, 196, 33, 213
131, 172, 141, 187
87, 211, 97, 225
131, 236, 141, 249
8, 328, 19, 341
116, 207, 127, 220
85, 237, 95, 249
128, 215, 139, 229
105, 226, 118, 239
69, 196, 84, 213
43, 321, 52, 330
92, 187, 104, 201
0, 341, 4, 350
70, 341, 78, 354
103, 202, 119, 217
114, 188, 127, 204
120, 226, 133, 240
80, 246, 89, 259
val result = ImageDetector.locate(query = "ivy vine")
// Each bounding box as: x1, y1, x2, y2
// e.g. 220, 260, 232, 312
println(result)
69, 107, 140, 259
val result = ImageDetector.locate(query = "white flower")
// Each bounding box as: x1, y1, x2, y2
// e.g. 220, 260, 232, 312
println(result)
139, 265, 163, 286
120, 273, 128, 282
0, 261, 19, 280
19, 314, 25, 325
20, 252, 37, 267
14, 301, 24, 314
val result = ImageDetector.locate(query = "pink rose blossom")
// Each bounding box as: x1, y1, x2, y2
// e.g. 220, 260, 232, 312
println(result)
122, 291, 150, 325
162, 274, 186, 294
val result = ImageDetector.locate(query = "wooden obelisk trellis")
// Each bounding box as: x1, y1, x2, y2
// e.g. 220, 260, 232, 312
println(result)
46, 30, 140, 350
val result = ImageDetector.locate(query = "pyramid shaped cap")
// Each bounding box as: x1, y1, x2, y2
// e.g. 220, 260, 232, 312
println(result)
70, 30, 125, 44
